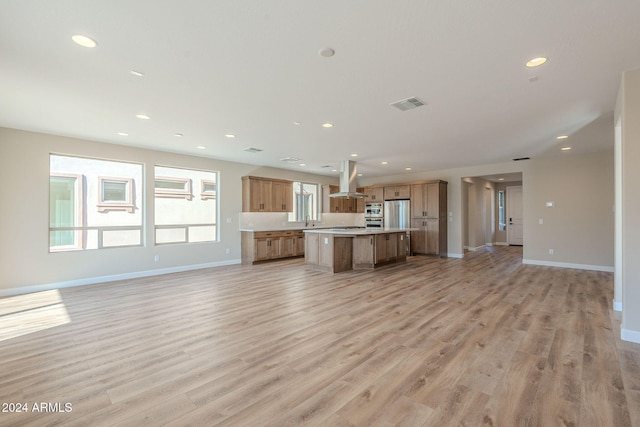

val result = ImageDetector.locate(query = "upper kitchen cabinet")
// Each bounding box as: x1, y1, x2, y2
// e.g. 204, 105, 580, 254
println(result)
322, 185, 361, 213
384, 184, 411, 200
242, 176, 293, 212
410, 181, 448, 218
363, 186, 384, 202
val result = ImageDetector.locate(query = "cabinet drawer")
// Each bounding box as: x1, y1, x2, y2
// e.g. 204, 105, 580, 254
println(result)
254, 231, 282, 238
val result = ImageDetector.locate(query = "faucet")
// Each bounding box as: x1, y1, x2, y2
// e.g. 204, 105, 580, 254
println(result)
305, 215, 310, 227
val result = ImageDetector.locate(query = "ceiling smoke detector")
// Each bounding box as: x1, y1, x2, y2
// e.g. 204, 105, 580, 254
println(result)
390, 97, 426, 112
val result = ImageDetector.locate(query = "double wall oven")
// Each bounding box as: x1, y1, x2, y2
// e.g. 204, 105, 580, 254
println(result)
364, 202, 383, 228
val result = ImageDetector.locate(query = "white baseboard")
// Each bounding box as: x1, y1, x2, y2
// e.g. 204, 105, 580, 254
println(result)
0, 259, 242, 297
465, 245, 486, 252
448, 253, 464, 259
522, 259, 614, 273
613, 300, 622, 312
621, 328, 640, 344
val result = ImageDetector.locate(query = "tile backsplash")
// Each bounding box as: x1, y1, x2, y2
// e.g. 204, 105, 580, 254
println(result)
239, 212, 364, 230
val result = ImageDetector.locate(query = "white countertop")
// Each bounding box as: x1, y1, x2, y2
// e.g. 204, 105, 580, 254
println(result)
303, 228, 412, 235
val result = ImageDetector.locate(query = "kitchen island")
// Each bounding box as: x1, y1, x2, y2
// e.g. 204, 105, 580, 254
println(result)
304, 228, 409, 273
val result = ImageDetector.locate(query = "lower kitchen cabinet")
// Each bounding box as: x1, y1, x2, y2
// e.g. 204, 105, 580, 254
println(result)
410, 218, 447, 257
241, 230, 306, 264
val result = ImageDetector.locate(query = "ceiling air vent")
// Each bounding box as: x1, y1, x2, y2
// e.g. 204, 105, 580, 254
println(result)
390, 96, 426, 112
512, 157, 530, 161
244, 147, 263, 153
280, 157, 302, 163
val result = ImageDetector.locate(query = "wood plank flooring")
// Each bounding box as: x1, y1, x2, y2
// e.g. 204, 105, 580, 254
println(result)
1, 246, 639, 426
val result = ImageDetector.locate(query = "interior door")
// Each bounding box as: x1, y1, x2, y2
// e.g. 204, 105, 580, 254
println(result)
507, 186, 523, 245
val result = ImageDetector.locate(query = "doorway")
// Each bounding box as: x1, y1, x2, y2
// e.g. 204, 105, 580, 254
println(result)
507, 185, 523, 245
462, 173, 523, 255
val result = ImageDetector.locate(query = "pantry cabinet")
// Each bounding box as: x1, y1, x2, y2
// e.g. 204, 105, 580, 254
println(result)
410, 180, 448, 257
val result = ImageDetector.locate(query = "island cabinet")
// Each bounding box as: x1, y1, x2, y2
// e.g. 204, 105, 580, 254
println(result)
384, 184, 411, 200
241, 230, 305, 264
410, 180, 448, 257
306, 230, 407, 273
242, 176, 293, 212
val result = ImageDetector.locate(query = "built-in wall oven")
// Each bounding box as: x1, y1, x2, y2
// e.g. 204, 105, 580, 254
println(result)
365, 217, 383, 229
365, 202, 384, 228
365, 202, 383, 218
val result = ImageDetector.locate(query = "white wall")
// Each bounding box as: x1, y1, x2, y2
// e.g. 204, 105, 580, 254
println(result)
616, 69, 640, 342
0, 127, 336, 295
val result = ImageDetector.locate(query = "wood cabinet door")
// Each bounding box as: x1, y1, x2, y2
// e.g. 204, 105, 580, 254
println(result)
254, 238, 270, 261
280, 236, 294, 258
305, 233, 319, 264
353, 235, 375, 268
410, 219, 427, 254
426, 219, 439, 255
249, 178, 271, 211
426, 182, 440, 218
385, 233, 398, 259
272, 181, 293, 212
411, 184, 426, 217
375, 234, 388, 263
294, 236, 305, 256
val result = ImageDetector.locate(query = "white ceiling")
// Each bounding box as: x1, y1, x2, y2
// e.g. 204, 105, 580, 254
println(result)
1, 1, 639, 178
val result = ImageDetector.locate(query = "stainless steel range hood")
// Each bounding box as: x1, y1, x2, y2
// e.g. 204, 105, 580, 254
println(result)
329, 160, 368, 199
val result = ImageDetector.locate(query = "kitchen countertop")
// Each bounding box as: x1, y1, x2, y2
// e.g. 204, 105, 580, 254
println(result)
239, 226, 336, 232
303, 228, 412, 235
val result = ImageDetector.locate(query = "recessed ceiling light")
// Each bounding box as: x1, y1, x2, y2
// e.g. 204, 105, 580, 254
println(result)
526, 57, 547, 67
117, 132, 128, 136
556, 135, 569, 140
196, 146, 206, 150
130, 70, 144, 77
224, 134, 236, 138
299, 163, 306, 167
72, 34, 98, 48
319, 47, 335, 58
405, 167, 412, 171
561, 146, 572, 151
136, 114, 150, 120
357, 173, 363, 177
322, 123, 334, 128
350, 153, 358, 157
381, 161, 388, 165
331, 169, 337, 172
293, 121, 301, 126
174, 133, 183, 137
498, 178, 505, 181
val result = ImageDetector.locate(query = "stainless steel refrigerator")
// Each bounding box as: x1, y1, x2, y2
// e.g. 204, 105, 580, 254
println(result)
384, 200, 411, 255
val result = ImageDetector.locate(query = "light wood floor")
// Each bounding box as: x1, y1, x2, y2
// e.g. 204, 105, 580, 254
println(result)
1, 246, 640, 426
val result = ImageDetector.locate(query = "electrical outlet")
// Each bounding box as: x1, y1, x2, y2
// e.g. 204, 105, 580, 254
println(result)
154, 255, 160, 262
548, 249, 554, 255
225, 248, 230, 254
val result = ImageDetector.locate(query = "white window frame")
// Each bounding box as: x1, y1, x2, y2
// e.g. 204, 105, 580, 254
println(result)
97, 176, 134, 213
155, 176, 193, 200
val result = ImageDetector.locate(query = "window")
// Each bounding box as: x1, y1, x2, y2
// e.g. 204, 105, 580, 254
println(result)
289, 181, 319, 222
498, 190, 506, 231
201, 179, 217, 200
155, 166, 218, 244
49, 155, 143, 251
155, 177, 192, 200
50, 174, 83, 250
97, 177, 134, 212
